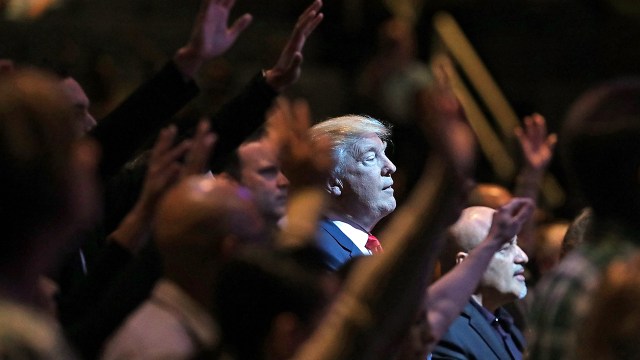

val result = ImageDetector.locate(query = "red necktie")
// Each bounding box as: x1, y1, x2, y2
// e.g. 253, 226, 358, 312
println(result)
365, 233, 384, 254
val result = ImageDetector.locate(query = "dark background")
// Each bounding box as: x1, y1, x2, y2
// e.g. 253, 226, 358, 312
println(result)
2, 0, 639, 218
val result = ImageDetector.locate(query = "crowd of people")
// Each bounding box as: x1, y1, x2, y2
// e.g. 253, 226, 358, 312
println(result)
1, 0, 640, 359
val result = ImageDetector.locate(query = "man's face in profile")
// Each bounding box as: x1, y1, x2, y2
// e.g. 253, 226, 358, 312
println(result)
238, 137, 289, 223
336, 133, 397, 222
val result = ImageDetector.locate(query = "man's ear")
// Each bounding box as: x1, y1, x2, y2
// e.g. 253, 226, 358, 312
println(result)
326, 177, 343, 196
455, 251, 469, 265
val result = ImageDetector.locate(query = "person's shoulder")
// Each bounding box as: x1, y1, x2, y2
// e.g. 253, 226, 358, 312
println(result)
527, 251, 597, 360
534, 248, 598, 300
0, 299, 77, 359
431, 313, 475, 360
102, 297, 194, 359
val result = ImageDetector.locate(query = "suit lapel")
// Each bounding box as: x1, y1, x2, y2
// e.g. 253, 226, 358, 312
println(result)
497, 307, 526, 353
319, 219, 366, 257
464, 302, 513, 360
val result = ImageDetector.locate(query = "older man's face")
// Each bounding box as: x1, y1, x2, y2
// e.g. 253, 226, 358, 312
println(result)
338, 133, 397, 224
481, 237, 529, 300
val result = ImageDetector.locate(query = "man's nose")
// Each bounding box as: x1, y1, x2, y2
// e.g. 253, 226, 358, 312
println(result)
382, 155, 396, 175
515, 245, 529, 264
276, 171, 289, 188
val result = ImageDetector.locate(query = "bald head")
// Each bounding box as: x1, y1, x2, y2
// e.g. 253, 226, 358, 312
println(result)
450, 206, 496, 252
155, 176, 265, 261
468, 184, 512, 209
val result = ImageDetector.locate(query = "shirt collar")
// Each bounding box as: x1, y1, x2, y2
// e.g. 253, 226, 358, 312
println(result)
470, 298, 514, 328
329, 219, 372, 255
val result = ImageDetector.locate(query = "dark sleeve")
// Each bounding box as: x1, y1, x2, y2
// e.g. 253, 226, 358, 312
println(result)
63, 242, 163, 360
57, 242, 133, 329
430, 341, 469, 360
89, 61, 199, 179
430, 325, 472, 360
207, 71, 278, 173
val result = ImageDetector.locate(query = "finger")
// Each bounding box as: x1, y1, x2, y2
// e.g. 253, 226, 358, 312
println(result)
283, 28, 307, 63
161, 163, 183, 190
499, 197, 532, 214
301, 11, 324, 38
286, 52, 303, 75
523, 115, 535, 138
508, 198, 535, 219
292, 98, 312, 135
267, 98, 291, 148
546, 133, 558, 152
276, 97, 295, 130
299, 0, 322, 22
530, 113, 545, 143
195, 0, 214, 24
183, 120, 216, 175
150, 126, 178, 162
155, 140, 192, 172
184, 133, 216, 177
288, 7, 323, 56
229, 13, 253, 36
221, 0, 235, 9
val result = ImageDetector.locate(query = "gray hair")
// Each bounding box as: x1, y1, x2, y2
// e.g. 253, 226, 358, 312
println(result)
309, 115, 391, 177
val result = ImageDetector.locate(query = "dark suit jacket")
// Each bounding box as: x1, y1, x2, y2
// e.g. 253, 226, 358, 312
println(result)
431, 301, 526, 360
315, 218, 367, 271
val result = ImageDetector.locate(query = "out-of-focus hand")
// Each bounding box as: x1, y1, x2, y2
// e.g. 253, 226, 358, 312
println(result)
109, 122, 215, 252
139, 120, 215, 212
264, 0, 323, 92
174, 0, 253, 78
418, 65, 475, 182
181, 120, 217, 177
268, 96, 332, 190
514, 113, 557, 172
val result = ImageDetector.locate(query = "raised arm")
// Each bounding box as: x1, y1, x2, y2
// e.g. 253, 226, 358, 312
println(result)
513, 113, 557, 252
426, 198, 534, 345
173, 0, 252, 78
91, 0, 250, 179
108, 121, 215, 253
208, 0, 323, 171
264, 0, 323, 92
513, 113, 556, 200
61, 121, 215, 359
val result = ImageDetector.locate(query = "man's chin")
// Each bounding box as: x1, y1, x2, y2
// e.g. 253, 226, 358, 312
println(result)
384, 200, 397, 215
517, 286, 528, 300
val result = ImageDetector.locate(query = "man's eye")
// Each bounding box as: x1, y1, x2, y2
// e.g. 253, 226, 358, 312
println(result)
258, 167, 279, 178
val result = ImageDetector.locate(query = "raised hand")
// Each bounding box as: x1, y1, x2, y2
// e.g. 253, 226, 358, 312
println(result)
181, 120, 217, 177
109, 122, 216, 252
514, 113, 557, 172
264, 0, 324, 92
139, 126, 191, 210
268, 96, 332, 190
487, 197, 535, 247
174, 0, 253, 78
